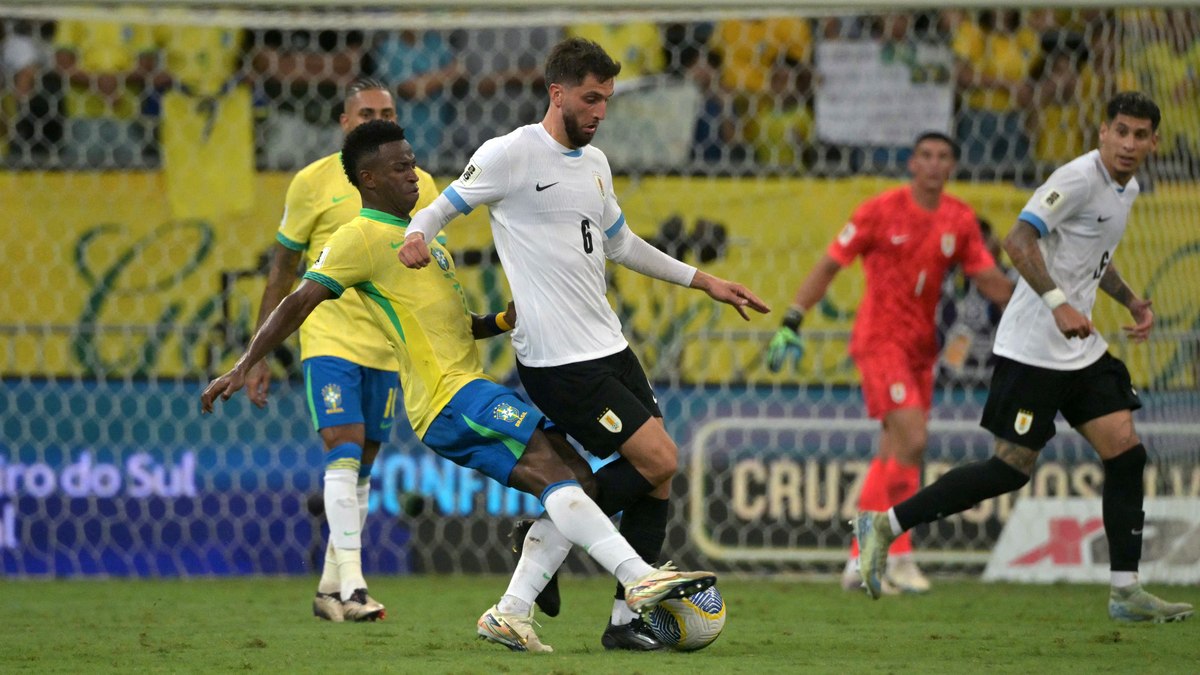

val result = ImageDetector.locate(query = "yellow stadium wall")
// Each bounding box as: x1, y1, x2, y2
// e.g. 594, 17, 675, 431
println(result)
2, 171, 1196, 388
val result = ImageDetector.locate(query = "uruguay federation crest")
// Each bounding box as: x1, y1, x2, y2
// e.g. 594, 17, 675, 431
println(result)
1014, 409, 1033, 435
941, 233, 956, 257
431, 247, 450, 271
322, 384, 344, 414
493, 403, 528, 427
598, 408, 623, 433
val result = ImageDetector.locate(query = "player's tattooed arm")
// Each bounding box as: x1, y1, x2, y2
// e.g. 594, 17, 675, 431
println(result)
1098, 262, 1136, 307
994, 438, 1038, 476
1100, 262, 1154, 342
1003, 221, 1058, 294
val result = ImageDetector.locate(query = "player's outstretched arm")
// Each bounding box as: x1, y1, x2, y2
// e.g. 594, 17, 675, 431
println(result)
398, 193, 461, 268
1005, 220, 1093, 339
245, 243, 304, 408
764, 255, 840, 372
689, 270, 771, 321
201, 281, 333, 413
1099, 262, 1154, 342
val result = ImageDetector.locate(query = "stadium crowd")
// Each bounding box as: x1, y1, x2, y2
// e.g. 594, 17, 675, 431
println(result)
1, 8, 1197, 179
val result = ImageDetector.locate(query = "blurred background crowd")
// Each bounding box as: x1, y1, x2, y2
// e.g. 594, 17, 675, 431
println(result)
1, 7, 1197, 182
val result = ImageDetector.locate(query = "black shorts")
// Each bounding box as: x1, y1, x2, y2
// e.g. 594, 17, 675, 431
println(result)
516, 347, 662, 459
981, 352, 1142, 450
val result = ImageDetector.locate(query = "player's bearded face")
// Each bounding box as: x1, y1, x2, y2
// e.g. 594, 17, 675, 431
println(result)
558, 75, 614, 148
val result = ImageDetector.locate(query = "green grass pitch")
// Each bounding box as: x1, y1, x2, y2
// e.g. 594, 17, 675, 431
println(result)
1, 576, 1195, 673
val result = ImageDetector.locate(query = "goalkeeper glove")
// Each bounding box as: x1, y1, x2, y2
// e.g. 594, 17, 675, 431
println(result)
766, 307, 806, 372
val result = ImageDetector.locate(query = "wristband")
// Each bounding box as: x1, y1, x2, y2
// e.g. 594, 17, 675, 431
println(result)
1041, 288, 1068, 310
782, 306, 805, 332
494, 310, 513, 332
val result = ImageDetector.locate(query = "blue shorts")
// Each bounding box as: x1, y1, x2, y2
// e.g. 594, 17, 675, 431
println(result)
422, 378, 544, 486
303, 356, 400, 443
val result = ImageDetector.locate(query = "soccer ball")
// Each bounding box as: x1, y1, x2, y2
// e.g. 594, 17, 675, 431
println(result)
646, 585, 726, 651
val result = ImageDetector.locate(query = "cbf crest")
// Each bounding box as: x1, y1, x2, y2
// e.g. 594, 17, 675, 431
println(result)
941, 233, 956, 257
322, 384, 344, 414
493, 403, 528, 427
1014, 409, 1034, 435
431, 247, 450, 271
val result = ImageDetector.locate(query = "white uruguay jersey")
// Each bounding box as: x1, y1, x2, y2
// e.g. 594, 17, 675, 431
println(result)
993, 150, 1140, 370
442, 124, 630, 367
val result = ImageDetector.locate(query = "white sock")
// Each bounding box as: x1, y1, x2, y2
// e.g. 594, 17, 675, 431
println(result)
336, 548, 367, 601
542, 484, 653, 585
325, 469, 361, 549
610, 598, 639, 625
357, 478, 370, 529
317, 478, 369, 596
1111, 571, 1138, 589
502, 517, 572, 607
887, 508, 903, 537
317, 539, 340, 595
498, 595, 532, 616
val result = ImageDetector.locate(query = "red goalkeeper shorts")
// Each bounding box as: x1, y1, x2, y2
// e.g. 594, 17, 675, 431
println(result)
853, 344, 935, 420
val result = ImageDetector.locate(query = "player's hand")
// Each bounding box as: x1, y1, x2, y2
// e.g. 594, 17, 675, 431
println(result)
397, 232, 431, 269
695, 273, 770, 320
1123, 297, 1154, 343
504, 300, 517, 327
766, 326, 805, 372
200, 368, 248, 414
1051, 303, 1093, 340
245, 360, 272, 409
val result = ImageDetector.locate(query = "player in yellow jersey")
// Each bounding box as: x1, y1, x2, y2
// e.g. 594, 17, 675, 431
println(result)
202, 120, 718, 652
244, 77, 438, 622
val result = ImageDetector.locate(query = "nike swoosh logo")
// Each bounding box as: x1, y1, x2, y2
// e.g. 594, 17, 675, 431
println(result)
390, 241, 403, 249
1132, 528, 1144, 535
535, 182, 559, 192
332, 195, 351, 204
380, 420, 393, 429
1097, 215, 1112, 222
343, 530, 358, 536
891, 235, 909, 244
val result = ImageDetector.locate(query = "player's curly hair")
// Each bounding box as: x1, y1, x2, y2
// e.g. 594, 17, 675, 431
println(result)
544, 37, 622, 89
341, 119, 407, 188
1107, 91, 1161, 131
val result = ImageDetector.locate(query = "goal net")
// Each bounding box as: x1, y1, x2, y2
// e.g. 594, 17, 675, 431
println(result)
2, 2, 1198, 582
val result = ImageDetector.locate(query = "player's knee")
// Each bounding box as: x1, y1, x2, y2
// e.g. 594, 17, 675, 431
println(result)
640, 444, 678, 486
991, 449, 1037, 480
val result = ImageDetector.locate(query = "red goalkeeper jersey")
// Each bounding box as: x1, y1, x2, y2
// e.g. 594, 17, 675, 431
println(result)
828, 186, 996, 361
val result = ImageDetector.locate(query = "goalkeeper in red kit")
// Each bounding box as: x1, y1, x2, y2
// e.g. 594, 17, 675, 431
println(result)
765, 131, 1014, 593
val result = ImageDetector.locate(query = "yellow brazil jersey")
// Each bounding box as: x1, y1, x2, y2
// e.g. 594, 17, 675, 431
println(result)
302, 209, 489, 438
275, 151, 438, 371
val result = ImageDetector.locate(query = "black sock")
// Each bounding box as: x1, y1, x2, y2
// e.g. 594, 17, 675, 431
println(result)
893, 456, 1029, 531
613, 495, 669, 601
593, 457, 654, 516
1104, 444, 1147, 573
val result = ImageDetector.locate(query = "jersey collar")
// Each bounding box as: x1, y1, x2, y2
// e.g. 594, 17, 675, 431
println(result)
360, 208, 410, 228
